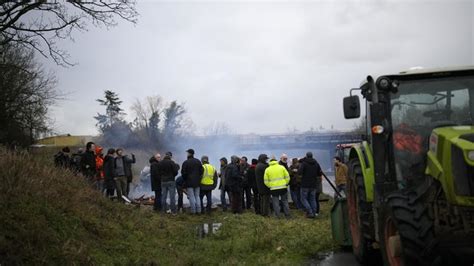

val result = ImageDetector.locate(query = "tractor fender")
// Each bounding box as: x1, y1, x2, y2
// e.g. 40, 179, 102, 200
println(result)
348, 141, 375, 202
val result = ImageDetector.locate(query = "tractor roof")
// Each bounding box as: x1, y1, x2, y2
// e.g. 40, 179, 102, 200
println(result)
397, 65, 474, 76
359, 66, 474, 87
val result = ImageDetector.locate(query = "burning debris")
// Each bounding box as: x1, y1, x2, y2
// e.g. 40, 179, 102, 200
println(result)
132, 194, 155, 206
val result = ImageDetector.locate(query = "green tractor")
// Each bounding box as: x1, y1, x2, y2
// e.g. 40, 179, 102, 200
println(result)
341, 66, 474, 266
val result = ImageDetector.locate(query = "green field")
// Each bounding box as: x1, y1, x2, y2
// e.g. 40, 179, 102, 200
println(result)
0, 148, 337, 265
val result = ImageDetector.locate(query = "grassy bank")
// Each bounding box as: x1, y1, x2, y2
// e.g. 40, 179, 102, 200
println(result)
0, 149, 337, 265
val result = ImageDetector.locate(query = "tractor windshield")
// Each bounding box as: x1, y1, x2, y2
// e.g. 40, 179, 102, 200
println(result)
390, 75, 474, 183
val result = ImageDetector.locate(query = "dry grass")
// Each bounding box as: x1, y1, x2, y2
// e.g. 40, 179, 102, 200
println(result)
0, 148, 337, 265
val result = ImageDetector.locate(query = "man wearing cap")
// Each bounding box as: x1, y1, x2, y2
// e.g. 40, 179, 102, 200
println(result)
200, 155, 218, 214
264, 157, 291, 218
181, 149, 204, 214
298, 151, 323, 218
158, 151, 180, 214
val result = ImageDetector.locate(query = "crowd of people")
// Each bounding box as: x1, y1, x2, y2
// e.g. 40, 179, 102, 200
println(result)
54, 142, 136, 199
54, 142, 349, 219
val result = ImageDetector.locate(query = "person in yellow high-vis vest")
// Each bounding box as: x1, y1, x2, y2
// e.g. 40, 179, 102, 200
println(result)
200, 155, 218, 214
264, 158, 291, 218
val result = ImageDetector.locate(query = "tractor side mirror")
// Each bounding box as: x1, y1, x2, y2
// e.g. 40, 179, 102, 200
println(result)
343, 95, 360, 119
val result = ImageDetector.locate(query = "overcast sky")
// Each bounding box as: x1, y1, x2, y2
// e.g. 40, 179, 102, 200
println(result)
44, 0, 473, 136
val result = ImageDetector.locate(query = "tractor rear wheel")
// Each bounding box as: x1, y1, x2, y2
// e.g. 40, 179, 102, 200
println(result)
379, 187, 441, 266
347, 159, 378, 265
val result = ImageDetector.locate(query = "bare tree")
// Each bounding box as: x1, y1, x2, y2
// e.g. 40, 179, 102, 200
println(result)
0, 1, 138, 66
0, 42, 57, 146
131, 95, 163, 130
130, 95, 163, 147
203, 121, 232, 136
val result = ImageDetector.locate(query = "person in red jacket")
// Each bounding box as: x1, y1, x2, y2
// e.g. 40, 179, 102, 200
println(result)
95, 146, 105, 193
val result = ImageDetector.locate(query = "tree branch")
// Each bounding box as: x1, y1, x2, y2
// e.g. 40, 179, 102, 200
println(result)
0, 0, 137, 66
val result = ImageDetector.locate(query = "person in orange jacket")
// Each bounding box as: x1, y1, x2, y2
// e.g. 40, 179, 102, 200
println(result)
95, 146, 105, 193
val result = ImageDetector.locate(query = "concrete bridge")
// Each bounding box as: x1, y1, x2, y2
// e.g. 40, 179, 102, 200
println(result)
234, 131, 362, 151
191, 131, 362, 171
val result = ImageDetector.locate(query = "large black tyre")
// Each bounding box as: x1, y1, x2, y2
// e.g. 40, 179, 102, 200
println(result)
347, 159, 379, 265
379, 185, 441, 266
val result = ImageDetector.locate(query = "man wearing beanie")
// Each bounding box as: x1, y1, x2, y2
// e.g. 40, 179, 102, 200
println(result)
181, 149, 203, 214
298, 151, 323, 218
200, 155, 218, 214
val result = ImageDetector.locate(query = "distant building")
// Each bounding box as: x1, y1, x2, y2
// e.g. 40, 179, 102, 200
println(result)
35, 134, 95, 147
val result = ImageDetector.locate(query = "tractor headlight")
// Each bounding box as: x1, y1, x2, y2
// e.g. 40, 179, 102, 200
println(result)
468, 150, 474, 161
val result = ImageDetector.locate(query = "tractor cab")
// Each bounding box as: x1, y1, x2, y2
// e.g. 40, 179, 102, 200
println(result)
338, 66, 474, 265
385, 71, 474, 187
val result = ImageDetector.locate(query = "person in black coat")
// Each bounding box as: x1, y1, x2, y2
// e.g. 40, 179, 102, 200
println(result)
279, 154, 289, 171
247, 159, 260, 214
150, 153, 162, 211
298, 152, 323, 218
71, 148, 84, 175
240, 156, 252, 210
175, 175, 185, 213
81, 142, 96, 181
226, 155, 243, 214
159, 152, 180, 214
181, 149, 203, 214
103, 148, 116, 198
289, 158, 303, 209
54, 147, 72, 169
255, 154, 270, 216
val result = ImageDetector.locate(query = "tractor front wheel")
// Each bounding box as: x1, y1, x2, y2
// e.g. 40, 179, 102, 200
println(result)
379, 188, 441, 266
347, 159, 378, 265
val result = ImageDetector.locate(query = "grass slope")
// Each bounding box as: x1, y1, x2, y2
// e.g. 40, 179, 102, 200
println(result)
0, 149, 337, 265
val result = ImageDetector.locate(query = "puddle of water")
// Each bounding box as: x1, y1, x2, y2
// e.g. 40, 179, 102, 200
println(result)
306, 251, 358, 266
196, 223, 222, 238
